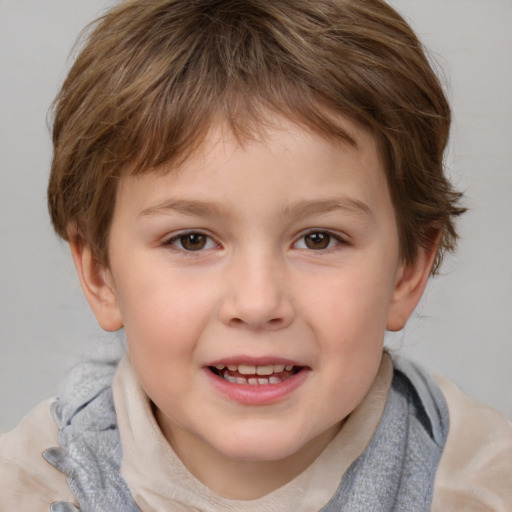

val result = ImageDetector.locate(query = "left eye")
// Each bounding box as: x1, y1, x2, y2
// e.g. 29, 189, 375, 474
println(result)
294, 231, 341, 250
166, 232, 217, 251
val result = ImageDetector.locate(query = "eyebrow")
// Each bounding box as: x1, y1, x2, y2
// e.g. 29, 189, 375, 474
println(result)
139, 197, 372, 220
283, 198, 373, 220
139, 199, 231, 219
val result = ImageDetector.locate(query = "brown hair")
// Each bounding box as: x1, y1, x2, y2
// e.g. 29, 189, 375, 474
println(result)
47, 0, 465, 271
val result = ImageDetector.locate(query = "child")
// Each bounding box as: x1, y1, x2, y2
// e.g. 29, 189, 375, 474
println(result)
1, 0, 511, 510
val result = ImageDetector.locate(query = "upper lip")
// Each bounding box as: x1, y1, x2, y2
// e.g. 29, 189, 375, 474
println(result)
206, 356, 305, 368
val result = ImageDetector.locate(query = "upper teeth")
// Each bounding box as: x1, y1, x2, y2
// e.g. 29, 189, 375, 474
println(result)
215, 363, 293, 375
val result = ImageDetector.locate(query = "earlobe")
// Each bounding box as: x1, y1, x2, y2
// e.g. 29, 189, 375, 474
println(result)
386, 236, 440, 332
69, 235, 123, 332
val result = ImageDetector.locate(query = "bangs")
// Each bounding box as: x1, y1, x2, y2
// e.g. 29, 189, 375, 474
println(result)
49, 0, 464, 270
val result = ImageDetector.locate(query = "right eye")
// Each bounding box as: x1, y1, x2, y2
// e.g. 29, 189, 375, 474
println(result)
165, 232, 218, 251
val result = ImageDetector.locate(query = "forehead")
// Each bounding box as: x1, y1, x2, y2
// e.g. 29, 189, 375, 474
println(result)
116, 115, 392, 224
132, 112, 382, 182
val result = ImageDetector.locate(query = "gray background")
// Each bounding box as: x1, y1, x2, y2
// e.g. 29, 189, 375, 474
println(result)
1, 0, 511, 433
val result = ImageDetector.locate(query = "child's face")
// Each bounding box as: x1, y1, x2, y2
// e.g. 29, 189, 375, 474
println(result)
81, 115, 430, 484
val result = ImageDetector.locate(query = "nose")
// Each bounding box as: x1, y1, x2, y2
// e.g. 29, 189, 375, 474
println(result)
218, 251, 294, 331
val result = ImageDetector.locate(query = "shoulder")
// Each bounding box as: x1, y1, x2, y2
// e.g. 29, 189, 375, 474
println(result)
433, 375, 512, 512
0, 398, 77, 509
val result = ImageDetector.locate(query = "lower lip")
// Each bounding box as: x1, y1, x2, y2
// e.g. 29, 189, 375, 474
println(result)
205, 368, 309, 405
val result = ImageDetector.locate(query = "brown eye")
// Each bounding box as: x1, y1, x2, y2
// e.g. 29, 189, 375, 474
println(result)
179, 233, 208, 251
166, 231, 218, 252
303, 232, 331, 250
165, 231, 219, 252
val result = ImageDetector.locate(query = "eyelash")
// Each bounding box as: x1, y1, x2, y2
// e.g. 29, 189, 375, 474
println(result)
293, 230, 349, 251
163, 230, 348, 253
163, 231, 219, 252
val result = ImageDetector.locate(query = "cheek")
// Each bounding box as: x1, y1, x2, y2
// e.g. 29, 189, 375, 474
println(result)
115, 267, 219, 357
311, 282, 387, 412
310, 267, 396, 346
117, 274, 209, 405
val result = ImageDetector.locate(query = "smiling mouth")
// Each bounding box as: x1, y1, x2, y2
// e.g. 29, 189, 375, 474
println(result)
209, 363, 302, 385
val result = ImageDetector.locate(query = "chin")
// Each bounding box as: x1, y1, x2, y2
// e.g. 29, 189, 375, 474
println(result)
212, 429, 312, 463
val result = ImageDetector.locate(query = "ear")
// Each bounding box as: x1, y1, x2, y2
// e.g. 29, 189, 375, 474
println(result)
386, 233, 440, 332
69, 235, 123, 332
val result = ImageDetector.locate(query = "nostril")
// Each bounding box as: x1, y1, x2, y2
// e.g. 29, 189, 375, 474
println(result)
228, 316, 284, 329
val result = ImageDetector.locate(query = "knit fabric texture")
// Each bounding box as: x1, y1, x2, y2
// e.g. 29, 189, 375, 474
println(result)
43, 342, 141, 512
321, 357, 449, 511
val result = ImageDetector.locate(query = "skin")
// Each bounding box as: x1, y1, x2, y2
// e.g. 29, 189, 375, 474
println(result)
71, 116, 436, 499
